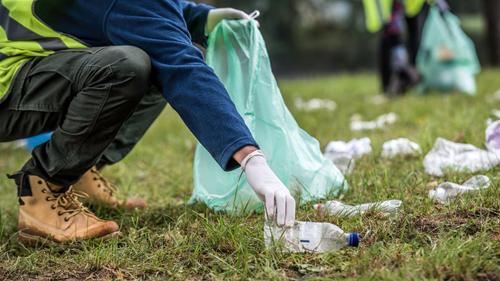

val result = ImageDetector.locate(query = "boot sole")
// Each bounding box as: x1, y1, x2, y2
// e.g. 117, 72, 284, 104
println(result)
18, 230, 122, 247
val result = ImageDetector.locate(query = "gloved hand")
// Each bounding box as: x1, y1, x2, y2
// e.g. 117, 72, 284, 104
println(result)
241, 150, 295, 227
205, 8, 259, 34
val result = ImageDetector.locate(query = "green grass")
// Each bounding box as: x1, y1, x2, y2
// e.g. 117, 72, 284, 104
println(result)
1, 70, 499, 280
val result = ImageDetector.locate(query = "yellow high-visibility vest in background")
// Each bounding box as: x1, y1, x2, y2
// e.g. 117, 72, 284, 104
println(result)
363, 0, 429, 33
0, 0, 86, 100
363, 0, 393, 33
405, 0, 428, 17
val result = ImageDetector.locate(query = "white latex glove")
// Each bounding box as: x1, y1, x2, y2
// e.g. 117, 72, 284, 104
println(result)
205, 8, 260, 34
241, 150, 295, 226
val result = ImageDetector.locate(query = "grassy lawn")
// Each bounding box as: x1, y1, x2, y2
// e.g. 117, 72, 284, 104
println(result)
0, 70, 499, 280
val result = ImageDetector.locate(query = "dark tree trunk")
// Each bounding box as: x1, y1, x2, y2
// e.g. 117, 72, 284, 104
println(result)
483, 0, 500, 65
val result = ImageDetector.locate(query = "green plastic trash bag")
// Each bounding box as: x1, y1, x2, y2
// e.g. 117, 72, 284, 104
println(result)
189, 20, 347, 213
416, 6, 480, 95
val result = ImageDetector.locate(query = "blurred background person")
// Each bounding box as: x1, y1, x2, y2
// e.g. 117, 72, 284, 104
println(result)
363, 0, 449, 96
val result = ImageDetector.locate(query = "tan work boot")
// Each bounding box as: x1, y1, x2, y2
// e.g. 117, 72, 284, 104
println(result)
72, 167, 147, 209
18, 176, 120, 245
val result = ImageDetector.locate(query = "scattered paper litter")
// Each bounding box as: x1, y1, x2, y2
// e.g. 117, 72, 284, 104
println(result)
382, 138, 422, 158
350, 112, 398, 131
264, 221, 359, 253
423, 138, 500, 176
314, 200, 402, 216
429, 175, 490, 204
324, 138, 372, 174
294, 97, 337, 112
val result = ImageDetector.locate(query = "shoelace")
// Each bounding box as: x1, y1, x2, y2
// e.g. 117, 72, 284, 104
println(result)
90, 168, 117, 196
46, 187, 92, 221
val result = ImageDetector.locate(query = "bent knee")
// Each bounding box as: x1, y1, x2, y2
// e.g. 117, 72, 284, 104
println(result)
104, 46, 152, 100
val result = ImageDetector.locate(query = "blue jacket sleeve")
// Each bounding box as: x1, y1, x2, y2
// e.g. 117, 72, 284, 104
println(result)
105, 0, 258, 171
181, 1, 213, 47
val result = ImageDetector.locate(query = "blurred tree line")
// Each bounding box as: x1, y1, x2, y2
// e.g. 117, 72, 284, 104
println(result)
483, 0, 500, 65
199, 0, 494, 75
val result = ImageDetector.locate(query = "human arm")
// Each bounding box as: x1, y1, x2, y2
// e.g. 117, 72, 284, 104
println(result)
106, 0, 255, 171
106, 1, 294, 225
180, 1, 213, 46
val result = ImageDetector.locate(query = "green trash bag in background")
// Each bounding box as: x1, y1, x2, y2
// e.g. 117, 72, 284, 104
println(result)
189, 20, 347, 213
416, 6, 481, 95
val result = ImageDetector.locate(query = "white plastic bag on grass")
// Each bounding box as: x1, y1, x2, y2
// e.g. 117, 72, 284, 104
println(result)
350, 113, 398, 131
294, 98, 336, 112
486, 120, 500, 151
324, 138, 372, 175
423, 138, 500, 176
382, 138, 422, 158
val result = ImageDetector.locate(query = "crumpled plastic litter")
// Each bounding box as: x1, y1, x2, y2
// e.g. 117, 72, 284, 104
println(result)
294, 97, 337, 112
324, 138, 373, 159
314, 200, 403, 216
350, 113, 398, 131
429, 175, 490, 204
486, 120, 500, 151
324, 138, 372, 174
491, 109, 500, 119
423, 138, 500, 176
264, 221, 359, 253
381, 138, 422, 158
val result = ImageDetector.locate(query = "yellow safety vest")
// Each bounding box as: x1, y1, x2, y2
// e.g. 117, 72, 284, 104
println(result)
363, 0, 428, 33
0, 0, 86, 100
406, 0, 428, 17
363, 0, 393, 33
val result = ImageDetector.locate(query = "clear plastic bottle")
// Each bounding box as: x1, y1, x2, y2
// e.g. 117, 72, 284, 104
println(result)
429, 175, 490, 204
314, 200, 403, 216
264, 221, 359, 253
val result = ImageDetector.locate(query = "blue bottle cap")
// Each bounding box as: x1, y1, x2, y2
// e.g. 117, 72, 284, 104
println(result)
348, 232, 360, 247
